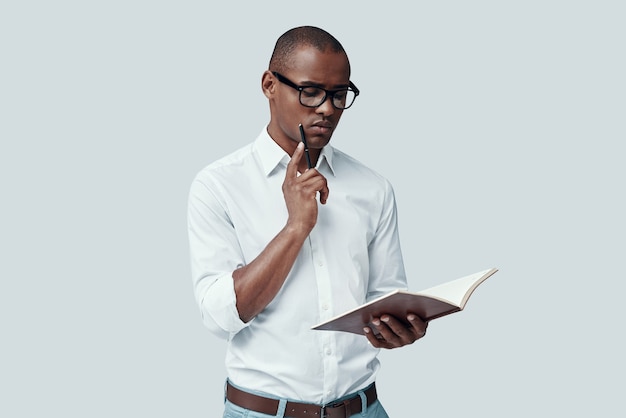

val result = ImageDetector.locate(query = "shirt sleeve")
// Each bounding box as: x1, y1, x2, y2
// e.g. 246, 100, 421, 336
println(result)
187, 173, 251, 339
366, 179, 408, 301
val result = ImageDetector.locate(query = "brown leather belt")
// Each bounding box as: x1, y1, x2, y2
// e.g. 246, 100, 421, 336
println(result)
225, 381, 377, 418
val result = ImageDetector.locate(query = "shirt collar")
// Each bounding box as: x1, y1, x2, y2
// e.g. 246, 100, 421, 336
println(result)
255, 126, 336, 177
255, 127, 289, 177
319, 144, 336, 177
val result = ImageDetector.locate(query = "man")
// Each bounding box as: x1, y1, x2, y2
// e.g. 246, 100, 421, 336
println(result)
188, 26, 427, 417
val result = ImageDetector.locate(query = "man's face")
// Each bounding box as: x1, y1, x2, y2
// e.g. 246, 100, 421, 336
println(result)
267, 46, 351, 153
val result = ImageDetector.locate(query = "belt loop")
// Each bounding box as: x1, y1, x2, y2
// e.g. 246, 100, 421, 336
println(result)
275, 398, 287, 418
343, 400, 351, 418
358, 388, 368, 416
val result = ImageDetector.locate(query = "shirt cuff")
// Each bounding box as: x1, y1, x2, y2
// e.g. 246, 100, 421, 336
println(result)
200, 272, 250, 336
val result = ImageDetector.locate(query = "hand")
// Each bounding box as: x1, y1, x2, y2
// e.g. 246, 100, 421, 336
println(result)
363, 313, 428, 349
282, 142, 329, 232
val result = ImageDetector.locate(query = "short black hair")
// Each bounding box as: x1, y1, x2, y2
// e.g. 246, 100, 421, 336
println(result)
269, 26, 348, 74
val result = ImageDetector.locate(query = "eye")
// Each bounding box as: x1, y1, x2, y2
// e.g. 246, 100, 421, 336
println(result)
301, 87, 324, 98
333, 90, 348, 100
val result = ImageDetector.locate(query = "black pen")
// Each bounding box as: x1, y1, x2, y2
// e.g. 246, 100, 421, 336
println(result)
298, 123, 313, 169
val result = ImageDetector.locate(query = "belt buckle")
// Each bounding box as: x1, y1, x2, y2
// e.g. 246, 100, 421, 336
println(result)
321, 400, 347, 418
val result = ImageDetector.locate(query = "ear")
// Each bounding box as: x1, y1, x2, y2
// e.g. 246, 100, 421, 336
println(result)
261, 70, 276, 99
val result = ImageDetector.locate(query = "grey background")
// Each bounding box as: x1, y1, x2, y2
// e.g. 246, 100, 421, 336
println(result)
1, 1, 624, 417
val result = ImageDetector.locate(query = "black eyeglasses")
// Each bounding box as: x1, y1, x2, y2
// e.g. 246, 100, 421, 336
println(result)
272, 71, 360, 110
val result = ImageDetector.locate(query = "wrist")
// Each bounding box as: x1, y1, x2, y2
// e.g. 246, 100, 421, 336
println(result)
283, 220, 312, 240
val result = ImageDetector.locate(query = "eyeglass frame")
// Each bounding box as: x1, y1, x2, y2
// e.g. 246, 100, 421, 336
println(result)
271, 71, 360, 110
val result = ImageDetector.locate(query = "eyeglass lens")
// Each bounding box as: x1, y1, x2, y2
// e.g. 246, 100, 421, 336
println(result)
300, 87, 355, 109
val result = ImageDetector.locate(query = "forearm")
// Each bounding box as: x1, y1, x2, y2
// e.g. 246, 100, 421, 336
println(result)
233, 223, 309, 322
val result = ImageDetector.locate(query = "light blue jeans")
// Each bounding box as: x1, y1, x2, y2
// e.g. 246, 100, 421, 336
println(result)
223, 383, 389, 418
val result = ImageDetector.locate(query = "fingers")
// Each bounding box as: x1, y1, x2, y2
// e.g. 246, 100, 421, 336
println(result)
363, 326, 387, 348
363, 313, 428, 349
298, 171, 328, 201
318, 182, 329, 205
285, 143, 329, 204
406, 313, 428, 338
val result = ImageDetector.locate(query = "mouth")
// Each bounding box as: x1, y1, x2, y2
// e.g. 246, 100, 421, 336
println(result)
310, 122, 334, 136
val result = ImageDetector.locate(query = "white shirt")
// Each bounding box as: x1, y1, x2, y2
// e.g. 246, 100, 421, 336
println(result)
187, 127, 407, 404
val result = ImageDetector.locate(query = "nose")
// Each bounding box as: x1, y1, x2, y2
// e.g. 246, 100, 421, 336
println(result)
315, 95, 336, 117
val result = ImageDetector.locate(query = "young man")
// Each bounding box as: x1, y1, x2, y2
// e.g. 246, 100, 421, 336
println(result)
188, 26, 427, 417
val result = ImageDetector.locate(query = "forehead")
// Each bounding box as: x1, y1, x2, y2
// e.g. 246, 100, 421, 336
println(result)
285, 46, 351, 86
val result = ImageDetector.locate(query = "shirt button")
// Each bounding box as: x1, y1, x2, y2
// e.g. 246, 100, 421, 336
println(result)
318, 260, 324, 267
325, 348, 332, 355
322, 303, 329, 311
